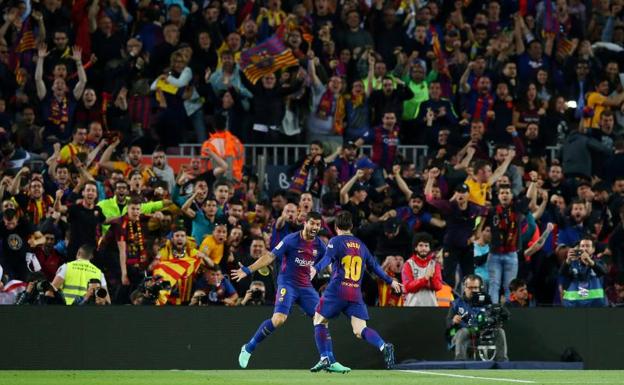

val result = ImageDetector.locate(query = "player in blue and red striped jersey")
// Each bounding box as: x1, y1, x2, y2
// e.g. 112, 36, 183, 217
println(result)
231, 211, 325, 369
309, 211, 403, 373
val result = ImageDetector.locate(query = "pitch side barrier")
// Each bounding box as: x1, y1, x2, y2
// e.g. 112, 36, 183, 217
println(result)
0, 307, 619, 370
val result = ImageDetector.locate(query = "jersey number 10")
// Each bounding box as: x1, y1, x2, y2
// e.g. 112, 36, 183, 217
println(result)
341, 255, 363, 281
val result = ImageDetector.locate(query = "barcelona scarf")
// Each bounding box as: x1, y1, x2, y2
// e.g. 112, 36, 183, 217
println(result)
240, 36, 299, 84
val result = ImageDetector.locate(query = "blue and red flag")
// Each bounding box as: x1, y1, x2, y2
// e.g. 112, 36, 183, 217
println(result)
240, 36, 299, 84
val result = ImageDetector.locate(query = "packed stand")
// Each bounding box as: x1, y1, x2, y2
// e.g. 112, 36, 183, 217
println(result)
0, 0, 624, 307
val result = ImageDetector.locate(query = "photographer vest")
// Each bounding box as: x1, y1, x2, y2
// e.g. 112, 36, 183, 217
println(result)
63, 259, 103, 305
404, 259, 438, 307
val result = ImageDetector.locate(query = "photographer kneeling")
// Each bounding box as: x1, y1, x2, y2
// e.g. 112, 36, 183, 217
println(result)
446, 274, 508, 361
240, 281, 272, 306
15, 271, 65, 305
73, 278, 111, 306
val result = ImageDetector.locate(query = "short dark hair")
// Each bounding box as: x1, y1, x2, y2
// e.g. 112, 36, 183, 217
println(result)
509, 278, 526, 292
306, 211, 323, 222
412, 232, 433, 249
78, 244, 95, 259
128, 195, 143, 206
334, 210, 353, 231
463, 274, 483, 287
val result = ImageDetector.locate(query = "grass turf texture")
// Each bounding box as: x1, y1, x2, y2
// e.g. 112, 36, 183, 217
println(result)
1, 370, 623, 385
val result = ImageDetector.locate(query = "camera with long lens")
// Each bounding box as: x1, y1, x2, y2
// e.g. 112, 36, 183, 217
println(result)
95, 287, 108, 299
15, 279, 54, 305
138, 275, 172, 304
468, 292, 510, 361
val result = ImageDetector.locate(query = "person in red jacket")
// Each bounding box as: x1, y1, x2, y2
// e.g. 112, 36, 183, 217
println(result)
402, 232, 443, 306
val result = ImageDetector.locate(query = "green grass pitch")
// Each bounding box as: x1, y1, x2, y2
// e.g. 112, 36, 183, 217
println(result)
1, 370, 623, 385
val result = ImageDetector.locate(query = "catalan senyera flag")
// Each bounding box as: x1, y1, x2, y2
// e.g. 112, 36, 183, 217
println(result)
152, 256, 203, 305
16, 30, 36, 53
432, 32, 449, 76
556, 38, 576, 57
240, 36, 299, 84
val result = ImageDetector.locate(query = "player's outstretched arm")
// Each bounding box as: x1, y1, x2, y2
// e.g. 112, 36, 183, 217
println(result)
231, 252, 276, 282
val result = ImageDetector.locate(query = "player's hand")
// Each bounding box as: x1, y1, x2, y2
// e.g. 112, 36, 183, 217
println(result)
309, 266, 317, 280
452, 314, 463, 325
231, 262, 248, 282
390, 279, 403, 294
121, 273, 130, 286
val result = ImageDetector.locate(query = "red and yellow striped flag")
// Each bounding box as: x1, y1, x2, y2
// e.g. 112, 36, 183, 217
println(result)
152, 256, 203, 305
240, 36, 299, 84
16, 31, 36, 53
432, 32, 449, 76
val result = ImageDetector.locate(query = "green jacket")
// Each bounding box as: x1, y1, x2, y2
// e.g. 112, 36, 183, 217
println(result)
97, 197, 165, 234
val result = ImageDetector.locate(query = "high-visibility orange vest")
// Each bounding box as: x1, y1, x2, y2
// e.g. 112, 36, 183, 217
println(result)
436, 284, 454, 307
201, 131, 245, 181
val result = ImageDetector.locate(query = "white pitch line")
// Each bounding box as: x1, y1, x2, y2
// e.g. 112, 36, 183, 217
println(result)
400, 370, 537, 383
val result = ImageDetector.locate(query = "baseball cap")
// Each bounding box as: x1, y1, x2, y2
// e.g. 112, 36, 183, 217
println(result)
455, 183, 470, 193
356, 157, 376, 170
343, 140, 357, 149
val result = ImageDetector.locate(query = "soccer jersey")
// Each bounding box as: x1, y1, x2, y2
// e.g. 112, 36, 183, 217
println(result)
271, 231, 326, 288
315, 235, 392, 303
395, 206, 432, 232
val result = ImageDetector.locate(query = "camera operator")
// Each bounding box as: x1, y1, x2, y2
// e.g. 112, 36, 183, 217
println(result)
72, 278, 111, 305
446, 274, 508, 361
15, 271, 65, 305
560, 236, 607, 307
240, 281, 271, 306
129, 275, 172, 305
51, 244, 110, 305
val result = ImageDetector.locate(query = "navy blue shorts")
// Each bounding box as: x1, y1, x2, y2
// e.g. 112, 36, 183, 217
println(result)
316, 294, 369, 320
273, 283, 319, 317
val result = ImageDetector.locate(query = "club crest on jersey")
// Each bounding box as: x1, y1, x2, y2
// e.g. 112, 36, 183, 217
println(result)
313, 250, 317, 257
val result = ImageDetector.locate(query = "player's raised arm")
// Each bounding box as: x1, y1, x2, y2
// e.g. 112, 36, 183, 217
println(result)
231, 252, 277, 282
313, 239, 336, 276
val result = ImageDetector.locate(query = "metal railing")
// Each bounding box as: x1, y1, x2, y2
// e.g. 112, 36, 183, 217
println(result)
176, 143, 561, 169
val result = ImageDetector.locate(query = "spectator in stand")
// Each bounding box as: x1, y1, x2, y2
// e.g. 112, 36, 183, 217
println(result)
560, 237, 607, 307
486, 184, 530, 304
402, 233, 442, 307
506, 278, 532, 308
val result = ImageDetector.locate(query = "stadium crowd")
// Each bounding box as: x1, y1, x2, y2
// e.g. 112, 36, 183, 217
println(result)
0, 0, 624, 307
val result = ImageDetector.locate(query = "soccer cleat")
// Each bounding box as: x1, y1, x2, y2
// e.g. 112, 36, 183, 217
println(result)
325, 362, 351, 373
310, 357, 330, 372
382, 343, 395, 369
238, 345, 251, 369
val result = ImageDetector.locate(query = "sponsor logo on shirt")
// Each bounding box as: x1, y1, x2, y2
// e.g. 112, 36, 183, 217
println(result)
294, 257, 314, 267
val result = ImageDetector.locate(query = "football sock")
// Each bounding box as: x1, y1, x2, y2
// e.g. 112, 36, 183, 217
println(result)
246, 319, 276, 353
361, 327, 385, 351
314, 324, 336, 363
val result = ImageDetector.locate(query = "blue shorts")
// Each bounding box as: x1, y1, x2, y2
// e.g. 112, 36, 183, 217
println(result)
273, 283, 319, 317
316, 294, 369, 320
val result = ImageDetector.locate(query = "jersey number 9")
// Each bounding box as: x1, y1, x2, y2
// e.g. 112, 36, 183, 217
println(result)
341, 255, 362, 281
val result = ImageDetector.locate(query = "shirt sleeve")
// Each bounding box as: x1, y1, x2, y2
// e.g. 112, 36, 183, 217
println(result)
364, 245, 393, 284
314, 238, 335, 272
271, 236, 289, 260
420, 212, 432, 224
55, 263, 68, 279
315, 239, 327, 264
